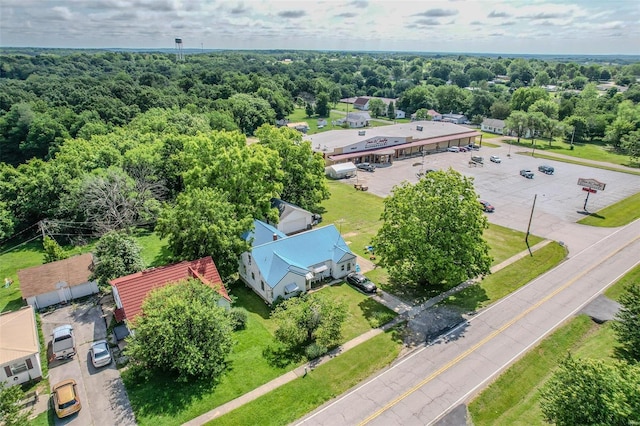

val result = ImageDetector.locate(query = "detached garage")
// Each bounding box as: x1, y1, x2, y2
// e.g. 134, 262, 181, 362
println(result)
18, 253, 98, 310
326, 162, 357, 179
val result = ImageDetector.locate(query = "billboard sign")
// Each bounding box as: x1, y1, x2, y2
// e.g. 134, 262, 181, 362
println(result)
577, 178, 606, 191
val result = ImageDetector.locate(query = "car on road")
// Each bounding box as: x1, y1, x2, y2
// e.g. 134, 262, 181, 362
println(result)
52, 379, 82, 418
357, 162, 375, 172
90, 340, 112, 368
447, 146, 460, 153
538, 165, 555, 175
346, 272, 377, 293
490, 155, 502, 163
520, 169, 534, 179
471, 155, 483, 164
479, 200, 495, 212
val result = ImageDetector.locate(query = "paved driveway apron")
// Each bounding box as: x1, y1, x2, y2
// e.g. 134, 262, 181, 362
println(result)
41, 301, 136, 425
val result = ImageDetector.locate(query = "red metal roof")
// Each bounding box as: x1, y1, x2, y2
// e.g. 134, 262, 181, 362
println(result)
110, 256, 230, 322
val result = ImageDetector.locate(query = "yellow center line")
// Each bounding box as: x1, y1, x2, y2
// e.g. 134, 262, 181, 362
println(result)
359, 235, 639, 425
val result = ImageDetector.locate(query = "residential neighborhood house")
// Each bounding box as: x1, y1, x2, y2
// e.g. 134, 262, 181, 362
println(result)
442, 113, 469, 124
394, 110, 406, 119
353, 97, 370, 110
268, 198, 321, 235
17, 253, 98, 310
239, 220, 357, 304
481, 118, 506, 135
0, 305, 42, 386
111, 256, 231, 330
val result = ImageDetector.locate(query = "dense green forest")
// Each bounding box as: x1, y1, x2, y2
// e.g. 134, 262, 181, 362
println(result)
1, 49, 639, 279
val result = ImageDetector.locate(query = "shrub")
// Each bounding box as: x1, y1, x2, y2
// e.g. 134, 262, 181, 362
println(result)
229, 308, 248, 331
305, 342, 327, 360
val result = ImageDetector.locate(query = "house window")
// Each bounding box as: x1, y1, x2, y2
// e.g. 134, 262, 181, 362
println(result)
248, 255, 252, 265
251, 272, 255, 281
347, 263, 351, 271
261, 281, 264, 290
10, 361, 28, 375
341, 264, 345, 271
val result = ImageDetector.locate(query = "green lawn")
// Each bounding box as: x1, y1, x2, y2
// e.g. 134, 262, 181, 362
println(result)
577, 192, 640, 227
208, 329, 403, 426
124, 281, 395, 426
442, 242, 567, 312
469, 252, 638, 425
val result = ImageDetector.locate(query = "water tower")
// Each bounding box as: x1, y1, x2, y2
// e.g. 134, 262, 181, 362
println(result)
175, 38, 184, 61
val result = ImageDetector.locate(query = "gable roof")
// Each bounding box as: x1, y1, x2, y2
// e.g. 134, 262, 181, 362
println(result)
346, 112, 371, 121
110, 256, 230, 322
17, 253, 94, 299
270, 198, 311, 222
353, 97, 370, 106
0, 306, 39, 364
482, 118, 505, 128
247, 222, 354, 288
428, 109, 441, 116
244, 220, 287, 247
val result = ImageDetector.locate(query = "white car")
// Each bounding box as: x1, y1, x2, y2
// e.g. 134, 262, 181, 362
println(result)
447, 146, 460, 153
490, 155, 502, 163
90, 340, 112, 368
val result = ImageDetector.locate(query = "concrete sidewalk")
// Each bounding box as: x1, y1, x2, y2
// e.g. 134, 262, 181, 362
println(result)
182, 240, 553, 425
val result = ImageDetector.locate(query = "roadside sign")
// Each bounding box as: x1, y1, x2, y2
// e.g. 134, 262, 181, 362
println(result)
577, 178, 606, 191
582, 187, 597, 193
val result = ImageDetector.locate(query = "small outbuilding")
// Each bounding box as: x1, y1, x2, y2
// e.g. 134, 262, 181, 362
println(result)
17, 253, 98, 310
0, 306, 43, 387
326, 162, 357, 179
269, 198, 320, 235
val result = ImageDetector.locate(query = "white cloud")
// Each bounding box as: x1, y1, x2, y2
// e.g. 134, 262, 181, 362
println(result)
0, 0, 638, 54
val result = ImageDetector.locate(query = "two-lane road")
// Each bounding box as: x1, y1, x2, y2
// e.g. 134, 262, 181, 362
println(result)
297, 219, 640, 426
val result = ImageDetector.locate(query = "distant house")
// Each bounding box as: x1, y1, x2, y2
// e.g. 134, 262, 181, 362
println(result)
287, 122, 310, 133
481, 118, 506, 135
17, 253, 98, 310
275, 118, 290, 127
317, 119, 328, 128
0, 306, 42, 387
239, 221, 356, 304
325, 162, 357, 179
410, 109, 442, 121
395, 110, 406, 119
268, 198, 320, 235
442, 113, 468, 124
345, 112, 371, 128
111, 256, 231, 328
353, 97, 370, 110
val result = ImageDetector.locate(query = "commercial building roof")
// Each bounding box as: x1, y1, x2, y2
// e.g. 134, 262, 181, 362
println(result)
17, 253, 94, 299
0, 306, 39, 364
111, 256, 229, 322
305, 120, 474, 154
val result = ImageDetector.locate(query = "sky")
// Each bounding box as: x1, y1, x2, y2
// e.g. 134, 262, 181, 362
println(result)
1, 0, 639, 55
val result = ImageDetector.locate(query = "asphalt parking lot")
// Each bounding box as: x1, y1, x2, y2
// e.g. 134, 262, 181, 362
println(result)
40, 300, 136, 425
348, 143, 640, 253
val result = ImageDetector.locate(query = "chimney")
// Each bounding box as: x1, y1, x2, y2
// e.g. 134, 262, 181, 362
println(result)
273, 233, 278, 241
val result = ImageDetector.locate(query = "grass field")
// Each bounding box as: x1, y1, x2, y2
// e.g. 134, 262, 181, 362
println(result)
468, 260, 638, 425
123, 281, 395, 426
208, 329, 403, 426
577, 191, 640, 227
286, 106, 393, 135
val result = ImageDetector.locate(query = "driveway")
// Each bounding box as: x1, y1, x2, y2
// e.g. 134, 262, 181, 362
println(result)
349, 145, 640, 254
40, 300, 136, 425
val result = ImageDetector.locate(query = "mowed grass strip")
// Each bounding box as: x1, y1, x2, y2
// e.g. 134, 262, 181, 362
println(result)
442, 242, 567, 311
578, 192, 640, 227
207, 330, 402, 426
468, 315, 600, 426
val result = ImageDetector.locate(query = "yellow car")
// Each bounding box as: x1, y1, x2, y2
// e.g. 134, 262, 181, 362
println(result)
52, 379, 81, 418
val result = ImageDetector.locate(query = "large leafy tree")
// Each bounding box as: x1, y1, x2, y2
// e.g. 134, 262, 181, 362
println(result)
255, 125, 329, 212
372, 169, 491, 287
368, 98, 386, 118
510, 87, 549, 112
0, 381, 30, 426
90, 231, 144, 286
540, 355, 640, 426
504, 110, 530, 143
0, 201, 14, 241
271, 293, 347, 355
613, 282, 640, 361
156, 186, 252, 282
125, 279, 234, 381
226, 93, 276, 135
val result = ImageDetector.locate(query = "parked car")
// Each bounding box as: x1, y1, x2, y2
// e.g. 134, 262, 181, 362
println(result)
90, 340, 112, 368
479, 200, 495, 212
459, 146, 469, 152
447, 146, 460, 153
520, 169, 534, 179
471, 155, 484, 164
467, 144, 480, 151
346, 272, 377, 293
357, 162, 375, 172
52, 325, 76, 360
52, 379, 81, 418
490, 155, 502, 163
538, 165, 555, 175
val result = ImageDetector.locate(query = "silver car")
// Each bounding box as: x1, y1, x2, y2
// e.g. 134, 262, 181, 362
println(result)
90, 340, 112, 368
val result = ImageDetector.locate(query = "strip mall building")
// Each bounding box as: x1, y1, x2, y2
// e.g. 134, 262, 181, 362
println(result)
305, 120, 481, 166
